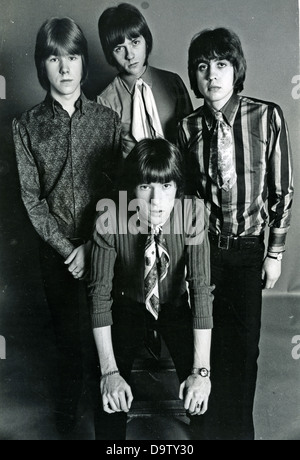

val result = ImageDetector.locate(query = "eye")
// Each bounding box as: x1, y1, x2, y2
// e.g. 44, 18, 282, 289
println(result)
217, 61, 227, 68
113, 46, 124, 54
69, 55, 79, 61
198, 63, 208, 72
163, 183, 172, 189
132, 39, 140, 46
49, 56, 58, 63
139, 185, 150, 191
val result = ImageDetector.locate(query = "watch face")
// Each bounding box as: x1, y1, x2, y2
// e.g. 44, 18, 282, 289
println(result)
200, 368, 209, 377
278, 253, 283, 261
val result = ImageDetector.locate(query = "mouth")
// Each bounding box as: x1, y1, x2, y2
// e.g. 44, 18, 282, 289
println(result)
150, 210, 163, 216
61, 79, 73, 83
208, 86, 221, 91
128, 62, 139, 68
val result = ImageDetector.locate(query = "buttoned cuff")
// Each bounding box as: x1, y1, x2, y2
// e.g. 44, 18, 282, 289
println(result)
268, 228, 288, 253
61, 243, 77, 259
49, 239, 75, 260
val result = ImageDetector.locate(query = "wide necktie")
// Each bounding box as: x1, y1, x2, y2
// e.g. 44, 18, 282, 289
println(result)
132, 78, 164, 142
144, 226, 170, 320
209, 111, 237, 192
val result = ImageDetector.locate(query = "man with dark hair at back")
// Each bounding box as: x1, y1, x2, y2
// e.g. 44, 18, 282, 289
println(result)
97, 3, 193, 158
178, 27, 293, 440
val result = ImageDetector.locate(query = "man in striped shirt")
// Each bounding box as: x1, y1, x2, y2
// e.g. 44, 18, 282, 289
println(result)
178, 28, 293, 440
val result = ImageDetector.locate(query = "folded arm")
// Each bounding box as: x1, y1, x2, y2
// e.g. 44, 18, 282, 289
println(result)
12, 119, 75, 259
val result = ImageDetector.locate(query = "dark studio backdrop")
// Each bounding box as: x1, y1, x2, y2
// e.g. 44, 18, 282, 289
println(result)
0, 0, 299, 440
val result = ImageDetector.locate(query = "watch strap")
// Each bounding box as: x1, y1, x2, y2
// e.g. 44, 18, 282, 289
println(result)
267, 253, 283, 261
191, 367, 211, 377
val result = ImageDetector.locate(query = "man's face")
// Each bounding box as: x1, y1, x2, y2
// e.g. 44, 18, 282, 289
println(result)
45, 54, 83, 99
135, 181, 177, 227
112, 36, 147, 77
196, 59, 235, 110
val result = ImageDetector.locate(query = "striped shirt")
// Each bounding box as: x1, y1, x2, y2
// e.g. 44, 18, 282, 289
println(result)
177, 94, 294, 252
88, 196, 214, 330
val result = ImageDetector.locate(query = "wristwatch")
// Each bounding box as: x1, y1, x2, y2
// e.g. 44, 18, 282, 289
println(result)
267, 253, 283, 261
191, 367, 210, 378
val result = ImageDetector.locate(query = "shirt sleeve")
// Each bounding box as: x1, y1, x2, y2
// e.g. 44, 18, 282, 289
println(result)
267, 106, 294, 253
177, 119, 187, 147
185, 197, 214, 329
177, 121, 199, 196
101, 110, 123, 191
12, 118, 75, 259
88, 213, 117, 328
174, 74, 193, 124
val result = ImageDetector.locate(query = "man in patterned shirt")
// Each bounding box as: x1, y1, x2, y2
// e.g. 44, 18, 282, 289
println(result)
178, 28, 293, 440
12, 17, 121, 435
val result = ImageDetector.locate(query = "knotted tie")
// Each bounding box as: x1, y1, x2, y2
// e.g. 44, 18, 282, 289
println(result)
209, 111, 237, 192
144, 226, 170, 320
132, 78, 164, 142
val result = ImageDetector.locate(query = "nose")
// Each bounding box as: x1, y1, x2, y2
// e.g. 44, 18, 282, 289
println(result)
151, 187, 163, 203
207, 64, 217, 81
125, 45, 135, 61
59, 58, 70, 75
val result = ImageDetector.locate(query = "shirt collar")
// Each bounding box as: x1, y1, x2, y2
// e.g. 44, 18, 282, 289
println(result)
203, 92, 240, 130
44, 92, 87, 118
119, 65, 153, 94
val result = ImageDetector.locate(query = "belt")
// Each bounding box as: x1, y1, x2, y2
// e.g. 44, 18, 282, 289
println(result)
208, 232, 264, 250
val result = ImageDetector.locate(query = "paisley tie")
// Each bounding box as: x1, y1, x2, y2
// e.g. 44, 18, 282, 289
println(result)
209, 111, 237, 192
144, 226, 170, 320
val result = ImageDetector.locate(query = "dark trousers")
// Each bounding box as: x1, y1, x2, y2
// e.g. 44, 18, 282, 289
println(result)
191, 240, 264, 440
39, 241, 91, 413
94, 295, 194, 440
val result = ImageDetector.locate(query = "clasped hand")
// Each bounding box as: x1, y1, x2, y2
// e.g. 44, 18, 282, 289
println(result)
101, 374, 134, 414
64, 241, 92, 280
179, 374, 211, 416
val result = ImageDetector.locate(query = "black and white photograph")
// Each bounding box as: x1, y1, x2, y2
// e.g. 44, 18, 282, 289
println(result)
0, 0, 299, 443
